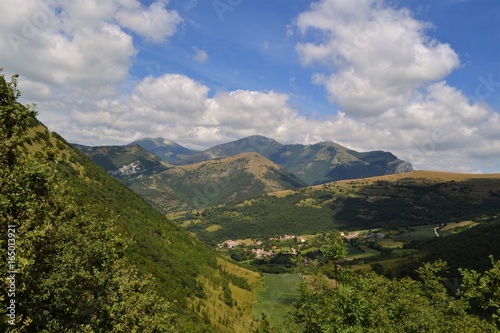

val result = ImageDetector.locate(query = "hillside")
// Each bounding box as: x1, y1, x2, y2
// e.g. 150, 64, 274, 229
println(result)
74, 143, 171, 176
78, 145, 307, 213
174, 171, 500, 245
129, 137, 199, 164
268, 141, 413, 185
8, 119, 263, 331
166, 135, 413, 185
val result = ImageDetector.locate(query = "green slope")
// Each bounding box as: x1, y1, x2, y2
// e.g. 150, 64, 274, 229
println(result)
24, 122, 263, 332
175, 171, 500, 245
78, 145, 308, 213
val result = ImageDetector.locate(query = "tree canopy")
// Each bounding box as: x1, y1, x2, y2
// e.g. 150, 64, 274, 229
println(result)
0, 69, 177, 332
286, 231, 500, 333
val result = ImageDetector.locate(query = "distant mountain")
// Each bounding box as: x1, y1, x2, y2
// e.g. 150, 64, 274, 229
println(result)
269, 141, 414, 185
128, 137, 199, 164
77, 145, 307, 213
74, 144, 170, 177
178, 135, 284, 164
175, 135, 413, 185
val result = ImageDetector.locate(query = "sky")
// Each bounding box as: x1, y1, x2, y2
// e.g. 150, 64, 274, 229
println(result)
0, 0, 499, 173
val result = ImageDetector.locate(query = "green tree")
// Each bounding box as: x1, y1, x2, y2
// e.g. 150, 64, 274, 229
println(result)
459, 255, 500, 328
320, 232, 347, 281
286, 259, 498, 332
0, 70, 177, 332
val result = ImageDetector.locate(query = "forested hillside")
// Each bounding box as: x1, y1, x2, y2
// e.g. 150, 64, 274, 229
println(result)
177, 171, 500, 245
78, 145, 307, 213
0, 71, 263, 332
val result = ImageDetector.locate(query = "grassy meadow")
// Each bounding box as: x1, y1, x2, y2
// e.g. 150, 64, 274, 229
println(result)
253, 273, 301, 328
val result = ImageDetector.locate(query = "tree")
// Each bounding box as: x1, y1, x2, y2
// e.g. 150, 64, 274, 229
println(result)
0, 70, 177, 332
459, 255, 500, 328
320, 232, 347, 281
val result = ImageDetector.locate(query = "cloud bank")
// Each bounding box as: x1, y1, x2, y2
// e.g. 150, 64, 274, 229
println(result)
0, 0, 498, 173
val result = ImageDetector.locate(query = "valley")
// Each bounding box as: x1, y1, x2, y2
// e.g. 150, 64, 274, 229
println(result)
75, 129, 500, 331
3, 71, 499, 332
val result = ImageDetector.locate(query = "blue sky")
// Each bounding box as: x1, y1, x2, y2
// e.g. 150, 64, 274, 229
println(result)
131, 0, 500, 116
1, 0, 499, 172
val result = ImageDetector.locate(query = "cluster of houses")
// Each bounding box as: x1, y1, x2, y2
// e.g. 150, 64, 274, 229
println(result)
251, 248, 274, 259
217, 234, 308, 259
341, 231, 386, 240
269, 234, 306, 243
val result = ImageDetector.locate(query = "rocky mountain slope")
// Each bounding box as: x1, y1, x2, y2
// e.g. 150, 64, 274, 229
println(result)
74, 143, 170, 176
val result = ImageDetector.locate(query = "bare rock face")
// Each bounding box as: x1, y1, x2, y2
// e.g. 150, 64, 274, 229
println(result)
108, 160, 143, 176
387, 160, 414, 174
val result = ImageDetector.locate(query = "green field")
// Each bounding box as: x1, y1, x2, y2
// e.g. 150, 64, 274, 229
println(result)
346, 244, 380, 260
254, 273, 301, 329
394, 224, 439, 241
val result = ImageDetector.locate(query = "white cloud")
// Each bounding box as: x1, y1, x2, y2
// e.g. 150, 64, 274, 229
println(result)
295, 0, 460, 117
1, 0, 498, 174
192, 47, 208, 62
60, 71, 497, 173
116, 1, 182, 43
66, 74, 299, 147
0, 0, 181, 99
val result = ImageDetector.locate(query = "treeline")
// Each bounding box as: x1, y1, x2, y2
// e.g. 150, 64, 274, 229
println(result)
185, 193, 334, 244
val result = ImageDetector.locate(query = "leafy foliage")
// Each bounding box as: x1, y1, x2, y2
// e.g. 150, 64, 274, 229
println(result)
0, 70, 262, 332
0, 70, 176, 332
286, 236, 500, 332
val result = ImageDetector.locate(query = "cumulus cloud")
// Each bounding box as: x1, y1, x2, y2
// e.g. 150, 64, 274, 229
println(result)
0, 0, 497, 173
66, 74, 299, 147
0, 0, 181, 97
116, 1, 182, 43
296, 0, 460, 117
60, 71, 497, 172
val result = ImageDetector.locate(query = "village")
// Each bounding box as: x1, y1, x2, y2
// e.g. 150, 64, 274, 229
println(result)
217, 230, 388, 260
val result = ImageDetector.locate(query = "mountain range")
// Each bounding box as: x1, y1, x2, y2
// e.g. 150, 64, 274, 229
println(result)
131, 135, 414, 185
76, 135, 413, 212
73, 142, 306, 213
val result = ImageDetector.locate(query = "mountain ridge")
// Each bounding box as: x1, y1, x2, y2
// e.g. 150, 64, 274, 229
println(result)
76, 143, 307, 213
129, 137, 199, 164
124, 135, 414, 185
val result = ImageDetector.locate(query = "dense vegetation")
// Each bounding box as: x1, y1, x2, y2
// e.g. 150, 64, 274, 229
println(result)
0, 72, 176, 331
391, 219, 500, 279
0, 70, 262, 332
284, 234, 500, 332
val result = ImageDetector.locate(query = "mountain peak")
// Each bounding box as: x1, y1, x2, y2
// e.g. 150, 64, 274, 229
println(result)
128, 137, 199, 164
